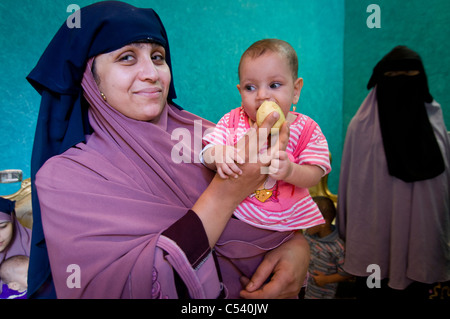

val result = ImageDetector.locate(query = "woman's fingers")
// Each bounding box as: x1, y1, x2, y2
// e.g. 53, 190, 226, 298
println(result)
268, 121, 290, 157
235, 111, 282, 163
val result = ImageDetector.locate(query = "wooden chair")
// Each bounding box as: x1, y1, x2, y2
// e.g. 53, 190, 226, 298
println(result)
308, 153, 337, 206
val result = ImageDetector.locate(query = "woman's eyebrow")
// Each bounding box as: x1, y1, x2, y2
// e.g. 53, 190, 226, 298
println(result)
129, 42, 164, 50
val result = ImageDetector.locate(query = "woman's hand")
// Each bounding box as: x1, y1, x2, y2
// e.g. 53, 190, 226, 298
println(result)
239, 232, 310, 299
192, 112, 289, 247
234, 114, 290, 169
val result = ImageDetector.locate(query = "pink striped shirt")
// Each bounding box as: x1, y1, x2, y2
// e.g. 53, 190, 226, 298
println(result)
202, 107, 331, 231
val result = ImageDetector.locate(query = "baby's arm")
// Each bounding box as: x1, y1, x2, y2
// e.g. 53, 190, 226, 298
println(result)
269, 120, 330, 188
202, 144, 243, 179
268, 151, 323, 188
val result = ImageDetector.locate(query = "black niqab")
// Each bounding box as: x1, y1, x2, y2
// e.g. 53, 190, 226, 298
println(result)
367, 45, 445, 182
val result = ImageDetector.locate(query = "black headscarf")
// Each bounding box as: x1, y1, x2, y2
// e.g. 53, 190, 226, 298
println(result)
367, 45, 445, 182
0, 197, 15, 215
26, 1, 178, 298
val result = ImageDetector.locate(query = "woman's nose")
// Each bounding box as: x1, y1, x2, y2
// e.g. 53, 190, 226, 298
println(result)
138, 58, 159, 82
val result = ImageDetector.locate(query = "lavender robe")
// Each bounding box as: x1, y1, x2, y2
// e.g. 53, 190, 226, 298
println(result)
337, 88, 450, 289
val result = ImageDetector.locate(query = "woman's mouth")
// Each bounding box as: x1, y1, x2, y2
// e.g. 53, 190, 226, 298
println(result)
133, 88, 162, 98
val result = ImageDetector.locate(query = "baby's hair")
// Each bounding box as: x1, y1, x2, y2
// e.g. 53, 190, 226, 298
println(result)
238, 39, 299, 81
312, 196, 336, 224
0, 255, 29, 284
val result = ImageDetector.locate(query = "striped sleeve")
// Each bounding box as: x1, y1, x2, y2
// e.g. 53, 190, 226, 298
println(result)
202, 113, 231, 146
290, 116, 331, 175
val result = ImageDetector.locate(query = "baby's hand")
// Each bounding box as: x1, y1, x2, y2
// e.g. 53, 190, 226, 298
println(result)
207, 145, 244, 179
268, 150, 293, 181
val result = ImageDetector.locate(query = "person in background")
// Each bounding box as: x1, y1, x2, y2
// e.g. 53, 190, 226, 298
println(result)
0, 197, 31, 295
338, 45, 450, 299
304, 196, 351, 299
0, 255, 29, 299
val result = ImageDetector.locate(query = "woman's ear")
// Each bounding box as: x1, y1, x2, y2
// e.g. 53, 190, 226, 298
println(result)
293, 78, 304, 104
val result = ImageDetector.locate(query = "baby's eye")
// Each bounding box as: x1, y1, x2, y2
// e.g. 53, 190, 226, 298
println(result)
270, 82, 282, 89
245, 85, 256, 91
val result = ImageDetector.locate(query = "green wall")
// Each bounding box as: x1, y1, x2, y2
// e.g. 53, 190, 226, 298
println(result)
2, 0, 448, 197
0, 0, 344, 195
344, 0, 450, 136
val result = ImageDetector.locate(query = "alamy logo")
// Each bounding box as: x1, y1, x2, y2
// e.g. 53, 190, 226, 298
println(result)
66, 4, 81, 29
366, 264, 381, 288
366, 4, 381, 29
66, 264, 81, 288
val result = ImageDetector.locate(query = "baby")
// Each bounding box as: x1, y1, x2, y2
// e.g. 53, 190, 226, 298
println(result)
0, 255, 29, 299
201, 39, 331, 231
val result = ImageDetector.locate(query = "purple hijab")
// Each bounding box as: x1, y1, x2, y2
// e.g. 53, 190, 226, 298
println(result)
27, 2, 179, 297
0, 198, 31, 264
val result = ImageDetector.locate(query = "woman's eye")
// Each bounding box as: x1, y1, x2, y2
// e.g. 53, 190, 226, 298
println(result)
152, 53, 165, 64
119, 54, 135, 62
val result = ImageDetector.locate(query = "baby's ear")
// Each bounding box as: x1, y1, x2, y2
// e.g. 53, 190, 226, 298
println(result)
236, 84, 241, 93
293, 78, 304, 104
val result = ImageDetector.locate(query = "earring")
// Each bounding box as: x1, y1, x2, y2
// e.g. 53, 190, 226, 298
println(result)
292, 105, 297, 112
100, 92, 107, 101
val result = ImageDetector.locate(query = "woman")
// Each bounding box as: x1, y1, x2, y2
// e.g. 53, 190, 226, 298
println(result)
338, 46, 450, 298
27, 1, 309, 299
0, 197, 31, 294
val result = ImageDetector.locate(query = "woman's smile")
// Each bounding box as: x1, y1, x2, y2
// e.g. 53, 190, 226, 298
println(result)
133, 87, 163, 98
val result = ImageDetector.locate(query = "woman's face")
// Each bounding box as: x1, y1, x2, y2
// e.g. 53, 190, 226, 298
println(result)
94, 42, 171, 122
0, 221, 13, 253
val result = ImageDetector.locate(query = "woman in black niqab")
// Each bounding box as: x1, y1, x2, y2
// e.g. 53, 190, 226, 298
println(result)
367, 45, 445, 182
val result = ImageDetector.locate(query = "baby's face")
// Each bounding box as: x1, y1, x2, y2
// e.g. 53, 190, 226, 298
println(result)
237, 51, 302, 122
